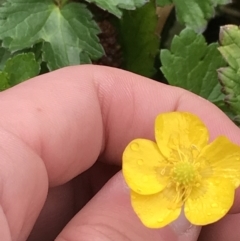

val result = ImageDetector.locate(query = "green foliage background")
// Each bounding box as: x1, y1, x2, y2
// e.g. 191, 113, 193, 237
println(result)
0, 0, 239, 123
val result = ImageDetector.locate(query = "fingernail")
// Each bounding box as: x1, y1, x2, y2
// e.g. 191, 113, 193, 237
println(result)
170, 209, 201, 241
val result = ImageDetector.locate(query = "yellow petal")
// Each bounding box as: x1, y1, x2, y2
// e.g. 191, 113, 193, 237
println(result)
185, 177, 235, 225
155, 112, 209, 159
122, 139, 169, 195
197, 136, 240, 187
131, 186, 182, 228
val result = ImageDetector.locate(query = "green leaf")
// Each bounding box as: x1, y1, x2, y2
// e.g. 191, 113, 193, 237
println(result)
118, 0, 159, 77
0, 52, 40, 89
0, 0, 104, 70
0, 72, 10, 91
156, 0, 231, 32
85, 0, 148, 18
0, 46, 11, 70
218, 25, 240, 115
160, 28, 226, 108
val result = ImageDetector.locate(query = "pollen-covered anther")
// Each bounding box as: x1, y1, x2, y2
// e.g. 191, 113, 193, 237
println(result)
172, 161, 196, 185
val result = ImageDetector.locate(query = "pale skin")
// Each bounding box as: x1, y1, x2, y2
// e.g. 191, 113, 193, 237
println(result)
0, 65, 239, 241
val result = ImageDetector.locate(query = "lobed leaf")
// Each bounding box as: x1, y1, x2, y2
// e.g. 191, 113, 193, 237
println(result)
0, 46, 11, 70
119, 0, 159, 77
218, 25, 240, 117
0, 72, 10, 91
85, 0, 148, 18
156, 0, 231, 32
160, 27, 226, 109
0, 0, 104, 70
4, 52, 40, 86
0, 52, 40, 90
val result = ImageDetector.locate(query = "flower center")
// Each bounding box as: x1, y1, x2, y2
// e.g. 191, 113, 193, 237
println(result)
172, 162, 196, 185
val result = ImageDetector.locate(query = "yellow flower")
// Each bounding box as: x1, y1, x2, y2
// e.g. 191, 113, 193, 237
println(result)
122, 112, 240, 228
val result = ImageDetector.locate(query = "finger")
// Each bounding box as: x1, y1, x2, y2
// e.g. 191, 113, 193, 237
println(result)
0, 65, 239, 240
27, 183, 75, 241
198, 213, 240, 241
27, 162, 120, 241
0, 129, 48, 241
56, 172, 200, 241
0, 65, 239, 186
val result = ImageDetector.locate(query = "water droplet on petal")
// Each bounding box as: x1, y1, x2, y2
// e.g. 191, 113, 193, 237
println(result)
143, 175, 148, 182
136, 188, 142, 193
157, 218, 164, 223
130, 142, 139, 151
160, 169, 165, 175
211, 203, 218, 208
221, 209, 227, 214
137, 159, 144, 165
207, 212, 211, 216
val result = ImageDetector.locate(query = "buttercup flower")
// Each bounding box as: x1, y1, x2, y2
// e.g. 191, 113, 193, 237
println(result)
122, 112, 240, 228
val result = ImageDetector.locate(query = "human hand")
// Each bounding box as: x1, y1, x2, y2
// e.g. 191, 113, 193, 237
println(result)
0, 65, 239, 241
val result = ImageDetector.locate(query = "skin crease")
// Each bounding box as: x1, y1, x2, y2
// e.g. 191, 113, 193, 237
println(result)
0, 65, 238, 241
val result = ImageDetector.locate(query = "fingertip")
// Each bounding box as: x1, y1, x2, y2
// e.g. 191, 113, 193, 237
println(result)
0, 206, 11, 241
56, 172, 200, 241
170, 211, 201, 241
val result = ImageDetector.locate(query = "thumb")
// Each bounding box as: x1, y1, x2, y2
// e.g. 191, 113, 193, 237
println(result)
56, 172, 200, 241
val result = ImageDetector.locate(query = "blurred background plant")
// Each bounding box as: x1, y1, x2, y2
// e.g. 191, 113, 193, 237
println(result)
0, 0, 240, 123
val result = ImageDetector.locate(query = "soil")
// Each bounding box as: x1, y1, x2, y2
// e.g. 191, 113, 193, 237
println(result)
93, 1, 240, 73
94, 15, 123, 68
